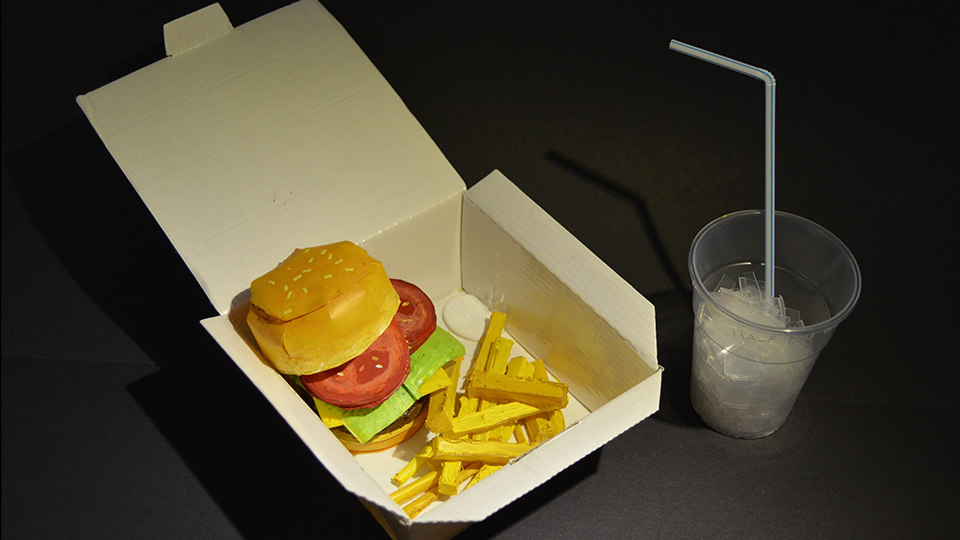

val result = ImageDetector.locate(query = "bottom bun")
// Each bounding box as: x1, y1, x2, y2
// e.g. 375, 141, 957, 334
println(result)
334, 403, 428, 453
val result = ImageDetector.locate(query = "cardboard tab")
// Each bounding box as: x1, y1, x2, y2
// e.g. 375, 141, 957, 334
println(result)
163, 3, 233, 56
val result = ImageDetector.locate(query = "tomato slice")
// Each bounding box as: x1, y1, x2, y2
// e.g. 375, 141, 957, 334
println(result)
301, 320, 410, 409
391, 279, 437, 353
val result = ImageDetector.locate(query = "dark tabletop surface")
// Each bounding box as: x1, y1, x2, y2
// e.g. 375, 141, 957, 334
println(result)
3, 1, 958, 539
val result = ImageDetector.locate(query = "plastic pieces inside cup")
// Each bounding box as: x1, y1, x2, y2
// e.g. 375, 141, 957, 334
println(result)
691, 270, 816, 438
712, 271, 803, 329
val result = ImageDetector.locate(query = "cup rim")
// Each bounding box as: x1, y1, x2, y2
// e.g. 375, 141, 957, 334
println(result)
688, 209, 862, 335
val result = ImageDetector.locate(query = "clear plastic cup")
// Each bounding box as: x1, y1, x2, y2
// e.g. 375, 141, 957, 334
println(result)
688, 210, 861, 438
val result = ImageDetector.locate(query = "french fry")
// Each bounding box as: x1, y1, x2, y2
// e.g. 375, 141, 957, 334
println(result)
465, 371, 569, 409
485, 337, 513, 375
506, 356, 532, 379
458, 462, 483, 483
449, 401, 554, 438
495, 357, 535, 444
470, 311, 507, 374
391, 443, 435, 487
512, 423, 528, 444
458, 394, 479, 417
535, 359, 566, 439
471, 337, 513, 441
438, 460, 462, 496
523, 412, 552, 444
403, 489, 439, 519
524, 359, 552, 443
434, 462, 485, 501
483, 357, 531, 442
505, 356, 530, 378
426, 356, 462, 434
547, 408, 566, 437
425, 390, 447, 431
436, 394, 478, 494
531, 358, 548, 381
432, 437, 534, 464
390, 470, 438, 505
465, 463, 502, 489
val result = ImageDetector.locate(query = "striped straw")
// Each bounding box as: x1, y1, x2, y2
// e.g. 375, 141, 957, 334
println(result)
670, 40, 777, 299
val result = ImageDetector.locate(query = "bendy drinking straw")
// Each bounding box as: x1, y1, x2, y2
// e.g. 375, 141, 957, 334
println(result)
669, 40, 777, 299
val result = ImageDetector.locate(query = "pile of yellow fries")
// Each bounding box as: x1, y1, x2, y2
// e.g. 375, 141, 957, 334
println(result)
389, 312, 568, 519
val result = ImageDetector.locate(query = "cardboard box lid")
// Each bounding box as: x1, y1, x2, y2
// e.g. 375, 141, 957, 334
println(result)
76, 0, 465, 315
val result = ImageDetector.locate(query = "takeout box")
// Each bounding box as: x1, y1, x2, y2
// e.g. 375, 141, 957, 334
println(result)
76, 2, 661, 538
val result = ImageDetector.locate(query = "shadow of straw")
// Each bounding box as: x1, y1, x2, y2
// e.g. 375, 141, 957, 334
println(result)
545, 150, 688, 295
545, 151, 703, 427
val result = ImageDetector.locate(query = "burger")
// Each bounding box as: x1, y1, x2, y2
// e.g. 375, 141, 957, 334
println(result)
246, 241, 464, 452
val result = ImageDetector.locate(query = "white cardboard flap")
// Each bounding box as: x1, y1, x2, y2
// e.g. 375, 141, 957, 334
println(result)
77, 0, 465, 315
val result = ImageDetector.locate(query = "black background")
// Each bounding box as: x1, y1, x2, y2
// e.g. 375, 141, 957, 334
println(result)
3, 1, 957, 539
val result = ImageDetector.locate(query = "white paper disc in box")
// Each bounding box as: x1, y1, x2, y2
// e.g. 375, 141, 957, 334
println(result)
442, 293, 493, 342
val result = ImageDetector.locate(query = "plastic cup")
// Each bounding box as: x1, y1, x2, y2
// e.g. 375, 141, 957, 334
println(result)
688, 210, 861, 438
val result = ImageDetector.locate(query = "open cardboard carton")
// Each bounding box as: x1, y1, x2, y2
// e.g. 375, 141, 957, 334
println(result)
77, 2, 661, 539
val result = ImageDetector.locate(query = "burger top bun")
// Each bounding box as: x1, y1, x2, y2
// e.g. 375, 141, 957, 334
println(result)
246, 241, 400, 375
